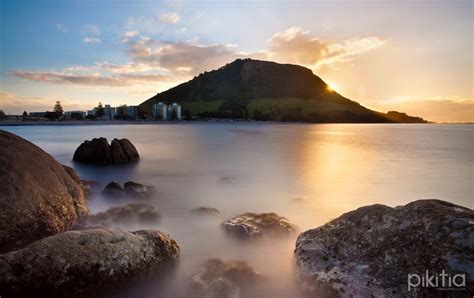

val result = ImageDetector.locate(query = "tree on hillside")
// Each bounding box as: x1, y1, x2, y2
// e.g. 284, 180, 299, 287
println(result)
96, 102, 105, 117
22, 111, 28, 116
53, 101, 63, 116
0, 110, 5, 119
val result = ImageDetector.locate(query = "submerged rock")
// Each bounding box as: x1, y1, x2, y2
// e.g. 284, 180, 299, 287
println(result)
189, 258, 261, 298
0, 130, 89, 253
80, 204, 161, 227
0, 229, 179, 297
73, 137, 139, 165
294, 199, 474, 297
102, 181, 154, 199
219, 176, 237, 183
124, 181, 154, 199
102, 181, 124, 198
221, 212, 297, 239
190, 207, 221, 217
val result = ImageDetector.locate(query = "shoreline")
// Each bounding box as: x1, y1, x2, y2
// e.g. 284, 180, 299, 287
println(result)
0, 120, 468, 126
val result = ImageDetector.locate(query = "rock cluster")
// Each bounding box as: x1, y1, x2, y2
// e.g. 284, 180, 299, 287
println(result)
0, 130, 89, 253
0, 131, 180, 297
80, 204, 161, 227
221, 212, 297, 239
189, 258, 261, 298
294, 200, 474, 297
73, 137, 139, 165
0, 229, 179, 297
102, 181, 154, 199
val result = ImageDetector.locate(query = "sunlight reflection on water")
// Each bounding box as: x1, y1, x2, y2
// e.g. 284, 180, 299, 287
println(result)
2, 123, 472, 297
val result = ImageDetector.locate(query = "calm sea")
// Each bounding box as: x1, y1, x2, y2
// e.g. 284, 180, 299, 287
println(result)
2, 123, 473, 297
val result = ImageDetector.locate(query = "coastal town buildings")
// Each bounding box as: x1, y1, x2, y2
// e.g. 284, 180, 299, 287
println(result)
152, 102, 182, 120
64, 111, 87, 119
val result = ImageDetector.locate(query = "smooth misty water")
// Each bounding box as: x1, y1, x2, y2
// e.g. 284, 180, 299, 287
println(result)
2, 123, 473, 297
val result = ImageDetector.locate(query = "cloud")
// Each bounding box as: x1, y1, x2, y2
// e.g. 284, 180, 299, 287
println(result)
10, 26, 386, 89
121, 30, 140, 42
11, 70, 174, 87
122, 33, 242, 74
0, 91, 87, 114
83, 37, 101, 44
81, 24, 100, 36
267, 26, 329, 66
82, 24, 101, 44
159, 12, 181, 24
266, 26, 386, 70
55, 23, 68, 33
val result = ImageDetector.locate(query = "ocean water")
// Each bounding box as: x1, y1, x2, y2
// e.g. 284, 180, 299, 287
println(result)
2, 123, 473, 297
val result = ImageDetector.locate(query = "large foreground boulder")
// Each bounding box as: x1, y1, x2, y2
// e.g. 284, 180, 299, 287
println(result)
80, 204, 161, 227
294, 200, 474, 297
221, 212, 297, 239
0, 229, 180, 297
0, 130, 89, 253
188, 258, 261, 298
73, 137, 139, 165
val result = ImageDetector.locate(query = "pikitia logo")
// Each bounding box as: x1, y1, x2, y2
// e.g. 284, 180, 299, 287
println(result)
408, 270, 466, 292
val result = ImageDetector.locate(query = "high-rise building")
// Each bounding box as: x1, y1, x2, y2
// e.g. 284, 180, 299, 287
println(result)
127, 106, 138, 119
104, 104, 116, 120
168, 102, 182, 120
153, 102, 167, 120
152, 101, 182, 120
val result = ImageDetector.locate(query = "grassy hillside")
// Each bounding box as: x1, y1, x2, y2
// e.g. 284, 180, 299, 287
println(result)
139, 58, 427, 123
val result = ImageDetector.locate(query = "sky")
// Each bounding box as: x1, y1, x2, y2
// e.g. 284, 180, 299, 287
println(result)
0, 0, 472, 122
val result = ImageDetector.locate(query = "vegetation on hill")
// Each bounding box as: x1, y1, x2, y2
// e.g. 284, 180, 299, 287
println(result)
140, 59, 426, 123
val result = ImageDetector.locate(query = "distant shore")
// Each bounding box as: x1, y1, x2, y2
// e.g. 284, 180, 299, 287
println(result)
0, 120, 248, 126
0, 120, 471, 126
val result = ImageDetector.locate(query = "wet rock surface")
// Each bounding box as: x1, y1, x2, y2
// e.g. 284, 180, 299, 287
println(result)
188, 258, 261, 298
80, 204, 161, 227
221, 212, 297, 239
0, 229, 180, 297
73, 137, 139, 165
0, 130, 89, 253
102, 181, 154, 199
190, 207, 221, 217
102, 181, 124, 198
294, 199, 474, 297
124, 181, 155, 199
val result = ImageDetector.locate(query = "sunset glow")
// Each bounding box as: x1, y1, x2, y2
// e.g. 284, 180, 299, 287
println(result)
0, 0, 472, 122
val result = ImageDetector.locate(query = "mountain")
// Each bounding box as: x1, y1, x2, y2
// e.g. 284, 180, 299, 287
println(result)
140, 59, 427, 123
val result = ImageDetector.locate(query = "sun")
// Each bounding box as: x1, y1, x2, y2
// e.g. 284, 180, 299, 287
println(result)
326, 82, 337, 92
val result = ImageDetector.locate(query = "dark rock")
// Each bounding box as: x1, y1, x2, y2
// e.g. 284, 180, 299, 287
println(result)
113, 139, 139, 163
102, 181, 124, 198
124, 181, 154, 199
73, 137, 139, 165
221, 212, 297, 239
190, 207, 221, 217
188, 258, 261, 298
294, 199, 474, 297
80, 204, 161, 227
0, 228, 179, 297
0, 130, 89, 253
